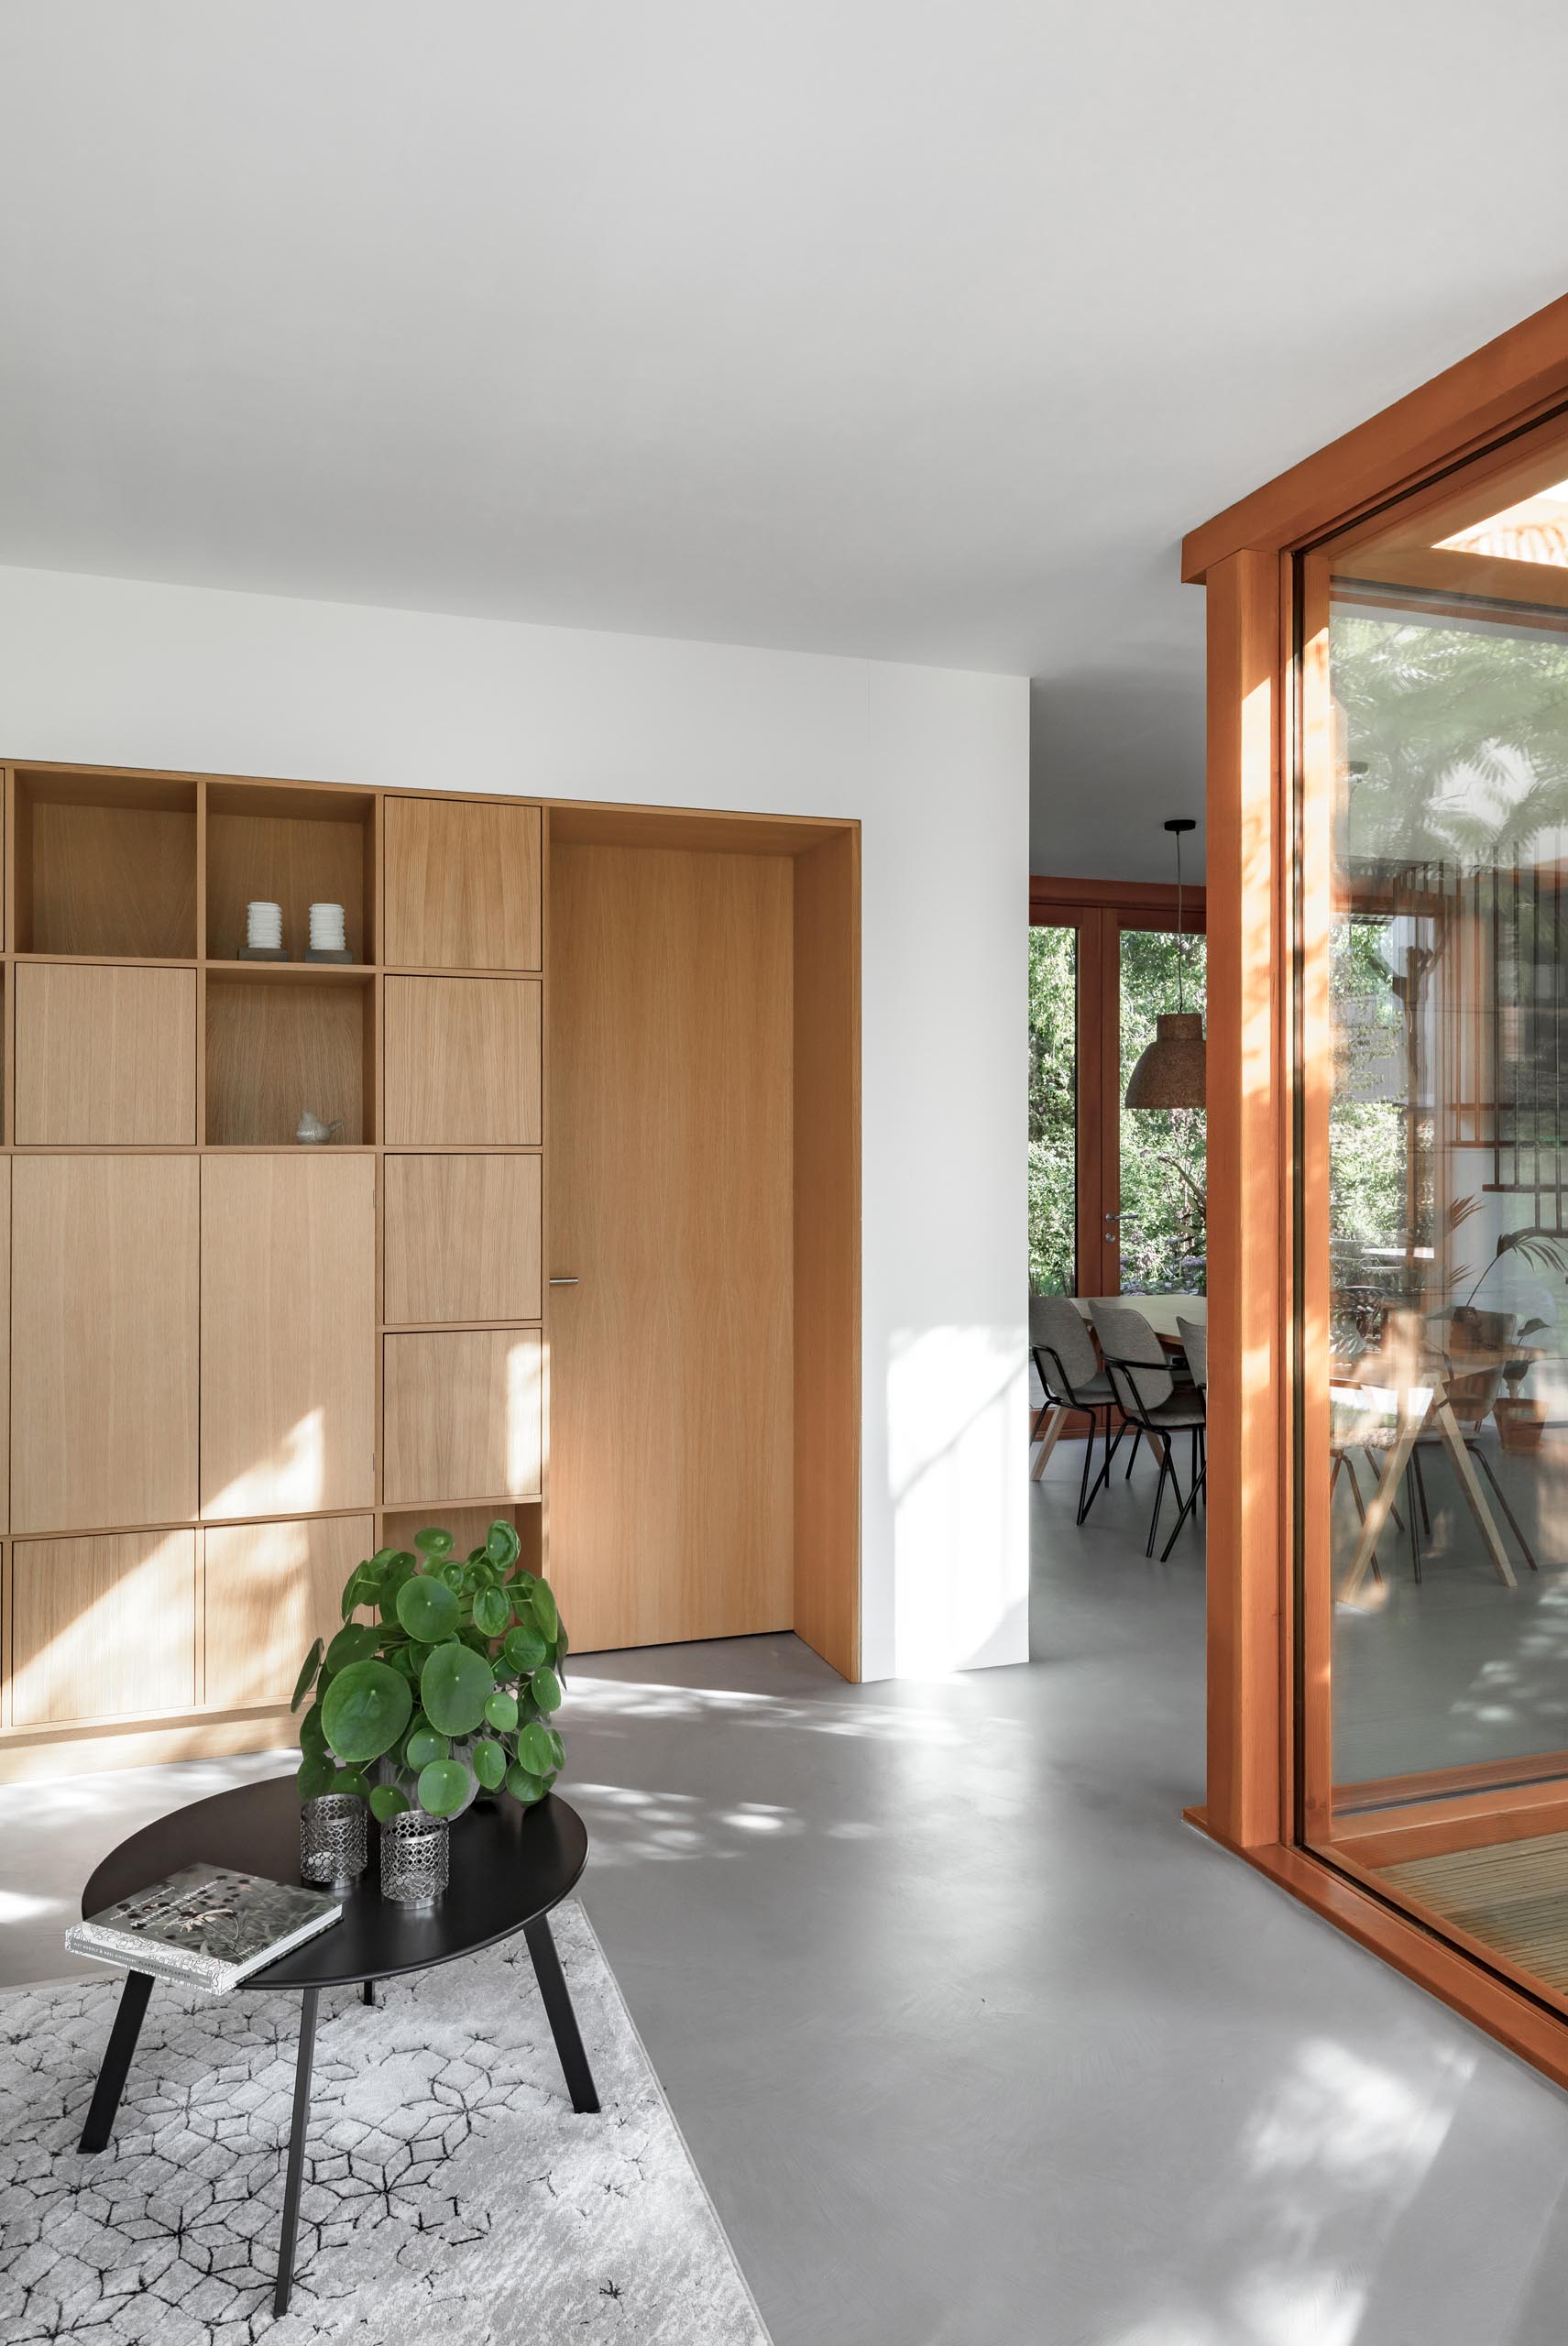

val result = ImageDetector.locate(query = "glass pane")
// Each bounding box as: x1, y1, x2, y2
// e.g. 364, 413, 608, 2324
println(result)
1119, 927, 1207, 1294
1028, 925, 1076, 1294
1313, 422, 1568, 2002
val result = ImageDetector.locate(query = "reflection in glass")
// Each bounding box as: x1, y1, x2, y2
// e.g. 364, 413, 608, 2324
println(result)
1315, 430, 1568, 2002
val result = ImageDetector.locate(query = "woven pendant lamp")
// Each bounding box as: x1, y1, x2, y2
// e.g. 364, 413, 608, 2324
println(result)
1124, 819, 1205, 1110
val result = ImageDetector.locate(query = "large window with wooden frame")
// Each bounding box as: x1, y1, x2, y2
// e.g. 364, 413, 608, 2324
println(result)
1187, 289, 1568, 2088
1299, 416, 1568, 2001
1029, 880, 1207, 1301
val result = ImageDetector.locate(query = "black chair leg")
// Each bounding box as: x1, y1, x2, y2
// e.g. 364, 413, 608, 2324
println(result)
1159, 1460, 1207, 1562
1363, 1450, 1404, 1535
1404, 1460, 1421, 1583
1336, 1452, 1377, 1583
1411, 1448, 1432, 1538
1124, 1427, 1142, 1479
1076, 1413, 1099, 1523
1471, 1443, 1540, 1572
1146, 1442, 1178, 1558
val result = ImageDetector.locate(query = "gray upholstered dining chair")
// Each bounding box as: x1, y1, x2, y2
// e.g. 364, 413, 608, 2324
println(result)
1028, 1293, 1124, 1524
1089, 1300, 1206, 1558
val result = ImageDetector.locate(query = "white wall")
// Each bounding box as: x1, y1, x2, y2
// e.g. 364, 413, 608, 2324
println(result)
0, 565, 1029, 1681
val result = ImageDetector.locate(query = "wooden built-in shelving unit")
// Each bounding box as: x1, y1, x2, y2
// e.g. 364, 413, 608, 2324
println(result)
0, 761, 863, 1780
0, 762, 549, 1779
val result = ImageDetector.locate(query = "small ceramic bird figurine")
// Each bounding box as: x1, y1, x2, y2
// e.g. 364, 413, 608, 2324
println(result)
296, 1110, 345, 1146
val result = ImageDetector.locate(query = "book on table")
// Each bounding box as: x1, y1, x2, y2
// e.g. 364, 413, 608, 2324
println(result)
66, 1863, 342, 1994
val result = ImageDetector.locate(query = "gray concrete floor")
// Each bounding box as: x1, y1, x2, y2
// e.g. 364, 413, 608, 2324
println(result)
11, 1453, 1568, 2342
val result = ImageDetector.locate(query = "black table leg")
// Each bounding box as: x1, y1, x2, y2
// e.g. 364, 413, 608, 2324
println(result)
361, 1979, 377, 2007
273, 1988, 320, 2319
524, 1914, 599, 2112
79, 1968, 155, 2153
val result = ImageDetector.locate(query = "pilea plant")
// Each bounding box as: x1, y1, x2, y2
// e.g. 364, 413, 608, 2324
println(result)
291, 1519, 566, 1822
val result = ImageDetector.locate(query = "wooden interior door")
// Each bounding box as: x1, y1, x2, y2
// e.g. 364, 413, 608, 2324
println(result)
549, 841, 794, 1650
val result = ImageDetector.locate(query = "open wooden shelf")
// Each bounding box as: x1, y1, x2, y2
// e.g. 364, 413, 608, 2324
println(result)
205, 965, 374, 1145
14, 769, 197, 958
205, 780, 375, 964
379, 1496, 543, 1573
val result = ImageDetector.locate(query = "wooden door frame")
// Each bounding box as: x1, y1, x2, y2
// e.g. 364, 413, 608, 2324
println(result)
1186, 286, 1568, 2089
1029, 876, 1207, 1301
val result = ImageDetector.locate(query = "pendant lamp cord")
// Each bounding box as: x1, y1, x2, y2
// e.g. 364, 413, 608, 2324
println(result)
1175, 829, 1185, 1016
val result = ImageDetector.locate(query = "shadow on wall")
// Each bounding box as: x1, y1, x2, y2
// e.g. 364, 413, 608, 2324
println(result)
887, 1323, 1028, 1678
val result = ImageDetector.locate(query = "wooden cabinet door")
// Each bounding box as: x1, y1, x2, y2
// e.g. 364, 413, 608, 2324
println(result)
201, 1155, 376, 1518
548, 844, 794, 1650
11, 1529, 197, 1725
15, 963, 197, 1145
383, 977, 542, 1145
383, 1153, 543, 1323
204, 1515, 374, 1710
12, 1154, 199, 1534
383, 797, 542, 970
382, 1329, 543, 1505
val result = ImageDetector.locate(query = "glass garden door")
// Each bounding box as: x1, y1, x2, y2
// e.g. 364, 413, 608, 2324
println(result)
1029, 885, 1207, 1299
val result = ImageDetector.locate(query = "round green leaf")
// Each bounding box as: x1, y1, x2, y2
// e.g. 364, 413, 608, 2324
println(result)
517, 1718, 554, 1778
473, 1586, 510, 1639
406, 1724, 449, 1770
291, 1638, 324, 1713
486, 1518, 521, 1569
506, 1762, 546, 1805
369, 1783, 409, 1823
484, 1690, 519, 1732
299, 1700, 328, 1759
332, 1768, 369, 1801
325, 1622, 380, 1673
390, 1646, 422, 1680
296, 1752, 335, 1802
320, 1658, 413, 1764
531, 1581, 560, 1641
417, 1758, 471, 1816
472, 1738, 507, 1791
531, 1664, 563, 1714
415, 1526, 455, 1557
545, 1727, 565, 1771
378, 1551, 419, 1625
396, 1573, 460, 1643
504, 1624, 547, 1673
440, 1560, 467, 1591
421, 1641, 495, 1738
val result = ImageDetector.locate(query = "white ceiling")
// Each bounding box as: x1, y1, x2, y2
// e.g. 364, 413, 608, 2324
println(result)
4, 3, 1568, 878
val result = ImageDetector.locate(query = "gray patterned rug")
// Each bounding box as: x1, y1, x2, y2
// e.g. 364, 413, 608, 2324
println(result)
0, 1900, 771, 2345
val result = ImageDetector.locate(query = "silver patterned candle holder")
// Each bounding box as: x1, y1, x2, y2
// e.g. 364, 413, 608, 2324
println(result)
299, 1793, 367, 1891
380, 1810, 449, 1907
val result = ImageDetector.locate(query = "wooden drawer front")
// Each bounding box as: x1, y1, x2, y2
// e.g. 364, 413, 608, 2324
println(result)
383, 1329, 543, 1505
201, 1156, 377, 1519
383, 1153, 543, 1323
16, 962, 196, 1145
203, 1515, 374, 1710
12, 1155, 199, 1534
384, 797, 542, 970
383, 977, 542, 1146
11, 1530, 197, 1726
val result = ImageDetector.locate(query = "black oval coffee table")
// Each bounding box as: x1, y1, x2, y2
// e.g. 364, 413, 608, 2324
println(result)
76, 1777, 598, 2315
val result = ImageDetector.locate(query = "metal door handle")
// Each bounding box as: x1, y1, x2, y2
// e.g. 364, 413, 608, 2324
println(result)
549, 1277, 579, 1286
